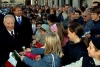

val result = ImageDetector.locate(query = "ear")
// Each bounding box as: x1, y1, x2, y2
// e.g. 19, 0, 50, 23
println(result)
13, 10, 15, 14
99, 14, 100, 17
97, 50, 100, 56
73, 32, 76, 36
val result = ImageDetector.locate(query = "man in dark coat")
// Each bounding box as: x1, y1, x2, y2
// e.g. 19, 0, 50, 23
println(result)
13, 5, 33, 51
0, 15, 19, 67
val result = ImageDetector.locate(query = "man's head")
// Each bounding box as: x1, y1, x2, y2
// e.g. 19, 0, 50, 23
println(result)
13, 5, 22, 17
74, 10, 81, 19
67, 7, 74, 17
3, 15, 15, 31
83, 11, 91, 22
92, 1, 100, 8
47, 14, 59, 26
91, 6, 100, 21
58, 8, 63, 14
64, 4, 69, 11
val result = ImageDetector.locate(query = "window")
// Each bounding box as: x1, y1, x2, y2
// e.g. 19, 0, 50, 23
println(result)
10, 0, 15, 3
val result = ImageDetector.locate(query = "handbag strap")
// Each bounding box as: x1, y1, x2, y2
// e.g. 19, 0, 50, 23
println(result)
51, 54, 55, 67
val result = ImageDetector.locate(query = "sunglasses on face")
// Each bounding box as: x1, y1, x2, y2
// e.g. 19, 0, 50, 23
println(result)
83, 16, 87, 17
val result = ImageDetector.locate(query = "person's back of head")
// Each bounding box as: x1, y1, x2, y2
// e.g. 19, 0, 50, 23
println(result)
51, 23, 65, 44
79, 6, 86, 13
44, 33, 64, 58
68, 22, 84, 38
47, 14, 60, 25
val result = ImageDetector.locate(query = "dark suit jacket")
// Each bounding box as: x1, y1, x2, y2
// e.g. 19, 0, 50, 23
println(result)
0, 13, 4, 31
0, 28, 19, 64
14, 16, 33, 48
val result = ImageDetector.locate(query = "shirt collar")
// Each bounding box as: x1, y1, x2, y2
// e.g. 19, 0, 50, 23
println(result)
93, 58, 100, 66
16, 16, 22, 21
7, 29, 14, 35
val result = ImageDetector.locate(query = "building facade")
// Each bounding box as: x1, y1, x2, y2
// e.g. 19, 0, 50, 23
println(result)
1, 0, 100, 8
37, 0, 100, 8
1, 0, 25, 6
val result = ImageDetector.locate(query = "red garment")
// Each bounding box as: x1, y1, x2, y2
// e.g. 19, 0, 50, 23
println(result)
25, 42, 43, 59
36, 42, 43, 48
69, 21, 73, 25
25, 52, 39, 60
62, 36, 69, 47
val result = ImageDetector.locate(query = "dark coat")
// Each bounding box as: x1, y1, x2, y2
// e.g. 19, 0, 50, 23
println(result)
82, 56, 100, 67
14, 16, 33, 49
0, 28, 19, 65
62, 39, 88, 65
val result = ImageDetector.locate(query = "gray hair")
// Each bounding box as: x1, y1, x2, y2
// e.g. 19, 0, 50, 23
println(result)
3, 14, 15, 23
84, 10, 91, 15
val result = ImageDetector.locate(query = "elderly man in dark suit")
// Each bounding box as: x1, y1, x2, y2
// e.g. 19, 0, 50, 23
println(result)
0, 14, 19, 67
13, 5, 33, 50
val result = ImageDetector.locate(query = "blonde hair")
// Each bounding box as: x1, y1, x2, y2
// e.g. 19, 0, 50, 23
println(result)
44, 33, 64, 58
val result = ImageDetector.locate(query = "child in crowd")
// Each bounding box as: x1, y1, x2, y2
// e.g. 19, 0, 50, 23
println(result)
20, 33, 64, 67
39, 24, 50, 45
63, 37, 100, 67
31, 24, 50, 48
86, 6, 100, 40
35, 21, 43, 42
30, 17, 37, 35
41, 14, 47, 24
50, 23, 69, 47
23, 21, 43, 60
62, 22, 88, 65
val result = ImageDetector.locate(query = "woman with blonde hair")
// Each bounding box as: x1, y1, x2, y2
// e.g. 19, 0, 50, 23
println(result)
20, 33, 63, 67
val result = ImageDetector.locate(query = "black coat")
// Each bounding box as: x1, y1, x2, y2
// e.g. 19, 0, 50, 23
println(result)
62, 40, 88, 65
0, 28, 19, 65
82, 56, 100, 67
14, 16, 33, 49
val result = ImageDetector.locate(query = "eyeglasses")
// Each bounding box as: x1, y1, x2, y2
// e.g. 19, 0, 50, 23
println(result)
83, 16, 87, 17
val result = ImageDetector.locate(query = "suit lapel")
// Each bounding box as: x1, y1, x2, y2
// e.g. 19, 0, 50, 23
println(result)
2, 28, 14, 43
14, 15, 23, 25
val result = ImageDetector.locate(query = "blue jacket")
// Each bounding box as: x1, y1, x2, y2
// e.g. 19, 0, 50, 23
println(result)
83, 19, 94, 33
74, 16, 84, 25
90, 20, 100, 40
23, 48, 61, 67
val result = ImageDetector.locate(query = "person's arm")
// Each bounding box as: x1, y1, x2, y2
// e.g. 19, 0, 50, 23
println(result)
31, 48, 45, 54
22, 54, 52, 67
62, 57, 83, 67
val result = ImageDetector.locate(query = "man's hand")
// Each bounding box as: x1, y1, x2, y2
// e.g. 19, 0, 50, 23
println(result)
25, 48, 31, 52
20, 56, 25, 61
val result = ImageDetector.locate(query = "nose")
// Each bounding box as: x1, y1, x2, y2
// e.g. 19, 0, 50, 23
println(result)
9, 24, 12, 27
9, 23, 14, 27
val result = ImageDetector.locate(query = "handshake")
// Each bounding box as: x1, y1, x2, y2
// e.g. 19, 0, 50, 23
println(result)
19, 47, 41, 61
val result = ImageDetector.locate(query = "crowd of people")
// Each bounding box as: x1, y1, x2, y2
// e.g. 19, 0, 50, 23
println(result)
0, 1, 100, 67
